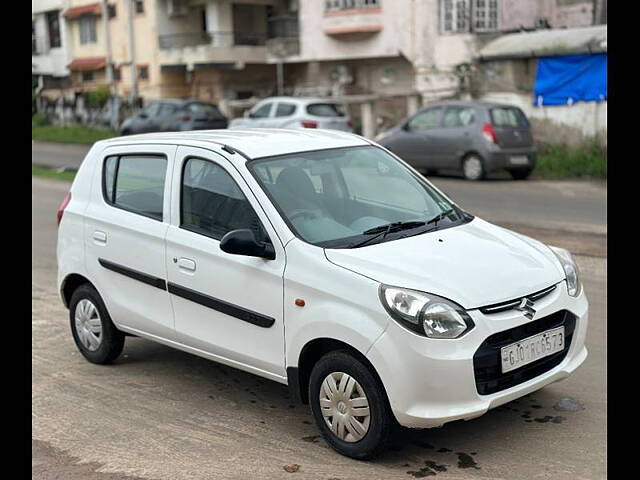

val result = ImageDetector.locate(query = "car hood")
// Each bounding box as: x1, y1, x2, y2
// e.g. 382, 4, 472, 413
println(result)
324, 217, 565, 309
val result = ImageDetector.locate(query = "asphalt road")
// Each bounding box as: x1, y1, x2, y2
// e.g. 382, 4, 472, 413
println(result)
32, 176, 606, 479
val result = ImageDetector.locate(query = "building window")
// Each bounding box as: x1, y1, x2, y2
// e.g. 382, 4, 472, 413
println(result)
325, 0, 380, 11
138, 66, 149, 80
107, 4, 117, 19
79, 16, 97, 44
32, 21, 37, 54
441, 0, 499, 33
46, 10, 61, 48
135, 0, 144, 14
473, 0, 499, 31
113, 66, 121, 82
81, 71, 94, 82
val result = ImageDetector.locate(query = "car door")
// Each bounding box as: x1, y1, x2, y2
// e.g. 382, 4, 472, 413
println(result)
273, 102, 297, 127
136, 102, 162, 133
84, 144, 177, 340
384, 107, 444, 167
165, 146, 286, 380
438, 106, 476, 168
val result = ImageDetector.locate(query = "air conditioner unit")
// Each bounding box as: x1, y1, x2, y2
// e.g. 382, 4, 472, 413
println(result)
167, 0, 188, 17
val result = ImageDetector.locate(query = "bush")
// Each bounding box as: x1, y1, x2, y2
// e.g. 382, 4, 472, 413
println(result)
536, 140, 607, 179
32, 113, 50, 127
85, 87, 111, 109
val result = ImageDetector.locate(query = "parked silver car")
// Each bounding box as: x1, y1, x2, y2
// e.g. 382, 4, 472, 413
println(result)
229, 96, 353, 132
120, 99, 228, 135
376, 101, 537, 180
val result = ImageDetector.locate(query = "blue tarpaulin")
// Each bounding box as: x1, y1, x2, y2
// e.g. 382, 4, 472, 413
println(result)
533, 53, 607, 106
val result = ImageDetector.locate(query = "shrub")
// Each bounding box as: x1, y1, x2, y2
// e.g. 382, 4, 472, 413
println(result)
536, 140, 607, 179
85, 87, 111, 109
32, 113, 50, 127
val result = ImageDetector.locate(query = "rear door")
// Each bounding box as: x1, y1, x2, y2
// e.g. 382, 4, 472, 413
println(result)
489, 106, 533, 148
273, 101, 298, 127
247, 102, 275, 128
84, 144, 177, 339
165, 146, 286, 380
438, 105, 476, 167
186, 102, 227, 130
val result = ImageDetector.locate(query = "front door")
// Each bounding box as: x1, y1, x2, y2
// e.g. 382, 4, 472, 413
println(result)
165, 146, 287, 380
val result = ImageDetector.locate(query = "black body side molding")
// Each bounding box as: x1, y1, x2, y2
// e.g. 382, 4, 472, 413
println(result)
167, 282, 275, 328
98, 258, 167, 290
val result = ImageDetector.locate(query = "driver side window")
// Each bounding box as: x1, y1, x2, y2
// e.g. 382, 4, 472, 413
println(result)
407, 107, 442, 131
181, 158, 267, 241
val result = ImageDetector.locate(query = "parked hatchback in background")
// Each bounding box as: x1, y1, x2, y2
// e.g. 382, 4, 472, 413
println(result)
120, 99, 228, 135
376, 101, 537, 180
57, 129, 586, 459
229, 96, 353, 132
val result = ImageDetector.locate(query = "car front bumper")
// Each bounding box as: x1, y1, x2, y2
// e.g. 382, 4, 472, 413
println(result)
366, 282, 588, 428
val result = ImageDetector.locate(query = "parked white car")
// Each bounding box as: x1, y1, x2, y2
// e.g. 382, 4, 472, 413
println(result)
57, 129, 588, 459
229, 97, 353, 132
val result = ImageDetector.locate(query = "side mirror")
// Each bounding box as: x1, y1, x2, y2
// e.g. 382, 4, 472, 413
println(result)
139, 112, 148, 119
220, 229, 275, 260
244, 110, 251, 118
401, 121, 411, 132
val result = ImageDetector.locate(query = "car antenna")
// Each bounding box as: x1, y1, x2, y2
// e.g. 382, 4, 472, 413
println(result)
221, 145, 235, 154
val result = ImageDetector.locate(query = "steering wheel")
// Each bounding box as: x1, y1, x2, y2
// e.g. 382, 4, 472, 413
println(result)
288, 209, 321, 222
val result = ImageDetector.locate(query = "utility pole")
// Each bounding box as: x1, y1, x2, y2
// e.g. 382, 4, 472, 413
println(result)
101, 0, 118, 128
126, 0, 139, 106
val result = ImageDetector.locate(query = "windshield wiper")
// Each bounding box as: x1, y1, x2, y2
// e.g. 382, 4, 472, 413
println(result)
349, 221, 427, 248
426, 208, 456, 229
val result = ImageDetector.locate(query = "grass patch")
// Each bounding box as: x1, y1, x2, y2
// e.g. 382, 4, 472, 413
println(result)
32, 125, 118, 145
32, 166, 76, 182
535, 142, 607, 179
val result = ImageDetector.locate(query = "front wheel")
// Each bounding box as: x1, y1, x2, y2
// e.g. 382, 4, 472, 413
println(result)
462, 154, 486, 181
309, 351, 395, 459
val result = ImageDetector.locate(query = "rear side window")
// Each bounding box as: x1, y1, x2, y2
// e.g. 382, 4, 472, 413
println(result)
181, 158, 267, 241
275, 103, 297, 117
490, 107, 529, 127
187, 102, 224, 119
306, 103, 345, 117
442, 106, 475, 128
103, 155, 167, 221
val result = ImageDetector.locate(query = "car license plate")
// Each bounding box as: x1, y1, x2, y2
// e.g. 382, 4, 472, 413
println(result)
510, 155, 529, 165
501, 326, 565, 373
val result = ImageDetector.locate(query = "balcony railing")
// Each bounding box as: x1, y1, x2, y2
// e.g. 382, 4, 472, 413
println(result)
158, 31, 269, 49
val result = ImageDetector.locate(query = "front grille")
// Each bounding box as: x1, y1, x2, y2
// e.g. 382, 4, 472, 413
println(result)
473, 310, 576, 395
480, 284, 558, 315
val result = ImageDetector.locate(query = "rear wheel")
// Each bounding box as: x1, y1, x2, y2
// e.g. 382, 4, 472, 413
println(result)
509, 168, 533, 180
69, 284, 125, 364
462, 154, 486, 181
309, 350, 395, 459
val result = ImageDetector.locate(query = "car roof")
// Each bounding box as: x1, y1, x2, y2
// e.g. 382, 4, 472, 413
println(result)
98, 129, 370, 161
256, 96, 343, 105
422, 100, 522, 109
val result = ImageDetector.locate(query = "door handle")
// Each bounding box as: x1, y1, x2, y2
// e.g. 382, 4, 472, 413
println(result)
93, 230, 107, 244
176, 257, 196, 272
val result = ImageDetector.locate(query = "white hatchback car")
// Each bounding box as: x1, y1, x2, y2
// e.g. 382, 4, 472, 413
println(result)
57, 129, 588, 459
228, 97, 353, 132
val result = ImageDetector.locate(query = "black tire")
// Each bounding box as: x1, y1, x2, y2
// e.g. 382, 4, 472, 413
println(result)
509, 168, 533, 180
308, 350, 395, 459
120, 129, 131, 136
69, 284, 125, 365
462, 154, 486, 181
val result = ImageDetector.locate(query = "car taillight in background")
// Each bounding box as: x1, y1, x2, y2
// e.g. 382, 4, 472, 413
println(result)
57, 192, 71, 226
301, 120, 318, 128
482, 123, 498, 144
178, 114, 192, 122
347, 120, 354, 128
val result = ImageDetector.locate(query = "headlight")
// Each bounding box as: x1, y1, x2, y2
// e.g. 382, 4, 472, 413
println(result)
549, 246, 581, 297
379, 285, 474, 339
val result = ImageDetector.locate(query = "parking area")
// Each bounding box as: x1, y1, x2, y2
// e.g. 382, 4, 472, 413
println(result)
32, 176, 606, 480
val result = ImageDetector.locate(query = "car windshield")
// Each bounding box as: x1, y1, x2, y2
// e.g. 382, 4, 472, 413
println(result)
248, 146, 468, 248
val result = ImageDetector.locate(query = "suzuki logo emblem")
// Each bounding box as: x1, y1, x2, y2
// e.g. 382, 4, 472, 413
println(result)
515, 298, 536, 319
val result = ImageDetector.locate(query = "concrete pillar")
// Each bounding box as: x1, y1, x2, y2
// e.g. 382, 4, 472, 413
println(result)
407, 94, 421, 116
360, 101, 376, 139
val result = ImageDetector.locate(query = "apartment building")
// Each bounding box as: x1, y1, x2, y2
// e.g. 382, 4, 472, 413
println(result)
32, 0, 72, 96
